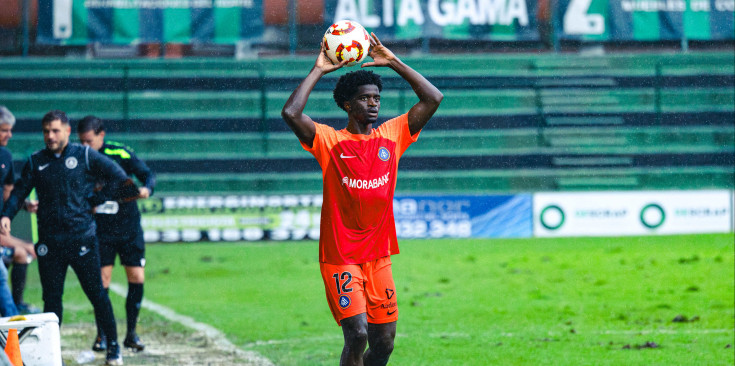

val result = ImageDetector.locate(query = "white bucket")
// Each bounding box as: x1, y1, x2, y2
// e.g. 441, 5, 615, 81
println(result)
0, 312, 62, 366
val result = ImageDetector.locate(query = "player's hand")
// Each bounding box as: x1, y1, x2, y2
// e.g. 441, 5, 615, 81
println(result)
315, 41, 347, 73
24, 200, 38, 213
23, 242, 36, 260
363, 33, 397, 68
139, 187, 151, 199
0, 217, 10, 236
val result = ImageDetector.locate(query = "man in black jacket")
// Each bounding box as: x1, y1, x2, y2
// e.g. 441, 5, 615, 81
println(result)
0, 110, 137, 366
78, 115, 155, 353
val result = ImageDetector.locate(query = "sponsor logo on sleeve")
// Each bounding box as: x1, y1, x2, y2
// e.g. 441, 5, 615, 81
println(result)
339, 295, 351, 309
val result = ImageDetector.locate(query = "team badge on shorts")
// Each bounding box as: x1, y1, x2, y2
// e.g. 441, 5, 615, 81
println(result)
339, 295, 351, 309
378, 147, 390, 162
37, 244, 48, 257
65, 157, 78, 169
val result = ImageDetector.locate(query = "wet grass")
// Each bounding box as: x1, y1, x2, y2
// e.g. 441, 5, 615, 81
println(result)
24, 233, 734, 365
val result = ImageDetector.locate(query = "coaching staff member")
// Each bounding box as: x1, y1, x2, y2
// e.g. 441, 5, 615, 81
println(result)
0, 110, 137, 366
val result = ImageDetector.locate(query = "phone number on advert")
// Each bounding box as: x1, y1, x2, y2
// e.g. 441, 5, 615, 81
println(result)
395, 220, 472, 239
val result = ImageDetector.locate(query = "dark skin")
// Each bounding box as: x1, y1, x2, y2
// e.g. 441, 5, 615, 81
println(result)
281, 33, 443, 366
282, 33, 443, 147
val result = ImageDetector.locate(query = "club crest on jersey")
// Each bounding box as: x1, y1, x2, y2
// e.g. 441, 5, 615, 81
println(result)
378, 147, 390, 161
65, 157, 78, 169
339, 295, 351, 309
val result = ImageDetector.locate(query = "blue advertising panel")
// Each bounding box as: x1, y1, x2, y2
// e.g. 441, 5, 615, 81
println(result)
393, 194, 533, 239
139, 193, 532, 243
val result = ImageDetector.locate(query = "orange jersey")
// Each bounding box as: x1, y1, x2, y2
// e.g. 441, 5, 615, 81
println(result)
301, 113, 419, 264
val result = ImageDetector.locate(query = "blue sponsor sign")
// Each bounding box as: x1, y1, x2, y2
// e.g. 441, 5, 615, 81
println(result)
393, 194, 532, 239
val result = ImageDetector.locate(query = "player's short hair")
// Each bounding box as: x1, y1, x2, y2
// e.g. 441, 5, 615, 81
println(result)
41, 110, 69, 126
0, 106, 15, 127
77, 115, 105, 134
333, 70, 383, 111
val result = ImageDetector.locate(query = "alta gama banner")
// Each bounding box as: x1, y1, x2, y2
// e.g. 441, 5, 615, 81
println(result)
138, 193, 533, 243
557, 0, 735, 41
324, 0, 540, 41
534, 190, 733, 237
37, 0, 264, 45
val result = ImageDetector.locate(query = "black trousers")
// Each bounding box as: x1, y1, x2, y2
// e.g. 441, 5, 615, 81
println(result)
36, 234, 118, 341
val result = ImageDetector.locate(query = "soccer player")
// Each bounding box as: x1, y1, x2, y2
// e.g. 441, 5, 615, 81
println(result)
0, 106, 39, 315
281, 34, 443, 365
0, 110, 138, 366
77, 115, 155, 353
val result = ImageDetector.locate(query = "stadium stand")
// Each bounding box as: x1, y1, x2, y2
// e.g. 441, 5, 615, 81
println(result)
1, 51, 733, 195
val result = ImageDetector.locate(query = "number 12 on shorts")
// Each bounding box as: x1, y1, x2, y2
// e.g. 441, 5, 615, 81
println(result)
332, 272, 353, 294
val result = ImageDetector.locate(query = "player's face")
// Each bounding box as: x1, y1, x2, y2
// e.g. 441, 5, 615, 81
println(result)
42, 119, 71, 154
0, 123, 12, 147
347, 84, 381, 125
78, 130, 105, 151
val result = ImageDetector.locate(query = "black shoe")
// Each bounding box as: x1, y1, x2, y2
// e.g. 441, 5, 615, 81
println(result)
105, 340, 123, 365
92, 334, 107, 352
124, 332, 145, 352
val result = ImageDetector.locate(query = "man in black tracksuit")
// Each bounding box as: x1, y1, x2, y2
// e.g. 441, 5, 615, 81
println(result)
78, 115, 156, 353
0, 110, 137, 366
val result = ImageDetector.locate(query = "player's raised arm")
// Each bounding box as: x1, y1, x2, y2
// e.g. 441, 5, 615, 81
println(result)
363, 33, 443, 136
282, 42, 347, 148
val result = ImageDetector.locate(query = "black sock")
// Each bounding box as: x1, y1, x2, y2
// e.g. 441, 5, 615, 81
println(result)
10, 263, 28, 305
126, 283, 144, 336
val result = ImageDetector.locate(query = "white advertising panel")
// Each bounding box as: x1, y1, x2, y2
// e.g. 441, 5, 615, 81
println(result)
534, 190, 733, 237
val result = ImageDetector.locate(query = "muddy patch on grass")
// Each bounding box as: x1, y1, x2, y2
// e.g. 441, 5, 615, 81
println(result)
60, 322, 269, 366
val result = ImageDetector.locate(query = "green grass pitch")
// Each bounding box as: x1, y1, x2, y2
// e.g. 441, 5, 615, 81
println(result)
25, 233, 734, 365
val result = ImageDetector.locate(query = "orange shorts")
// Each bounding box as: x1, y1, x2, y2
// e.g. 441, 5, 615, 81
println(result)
320, 256, 398, 326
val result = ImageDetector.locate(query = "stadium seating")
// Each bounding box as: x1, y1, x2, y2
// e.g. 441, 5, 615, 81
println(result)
1, 51, 733, 194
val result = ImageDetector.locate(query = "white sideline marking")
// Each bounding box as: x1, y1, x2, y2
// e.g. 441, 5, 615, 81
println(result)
109, 283, 275, 366
500, 329, 733, 338
596, 329, 733, 335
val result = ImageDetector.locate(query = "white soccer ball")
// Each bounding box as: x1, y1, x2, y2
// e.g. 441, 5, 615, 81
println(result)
323, 20, 371, 67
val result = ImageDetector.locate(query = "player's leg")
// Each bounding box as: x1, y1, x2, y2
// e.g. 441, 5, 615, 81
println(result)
120, 229, 146, 351
0, 260, 18, 316
93, 238, 116, 352
70, 236, 122, 365
320, 262, 368, 366
35, 242, 68, 324
1, 234, 38, 313
362, 257, 398, 365
100, 265, 114, 288
122, 265, 145, 351
340, 313, 369, 366
364, 321, 396, 366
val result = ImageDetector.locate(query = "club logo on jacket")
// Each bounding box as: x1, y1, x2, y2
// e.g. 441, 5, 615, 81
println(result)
378, 147, 390, 161
65, 157, 78, 169
37, 244, 48, 257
